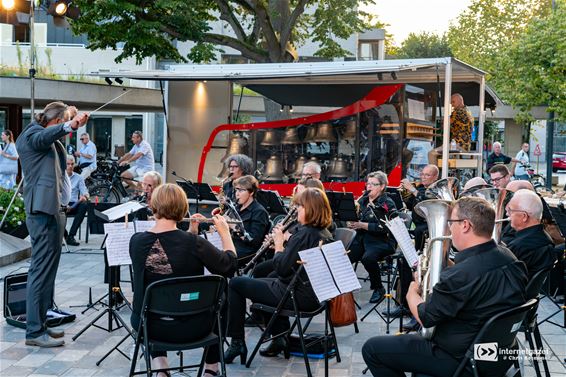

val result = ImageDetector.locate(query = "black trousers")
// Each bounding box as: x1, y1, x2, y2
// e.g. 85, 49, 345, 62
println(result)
349, 235, 394, 290
362, 334, 460, 377
67, 201, 88, 238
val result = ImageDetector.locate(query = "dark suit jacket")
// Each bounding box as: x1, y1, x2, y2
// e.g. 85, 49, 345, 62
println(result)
16, 121, 68, 216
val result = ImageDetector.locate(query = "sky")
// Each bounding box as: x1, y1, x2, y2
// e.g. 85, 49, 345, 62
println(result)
362, 0, 473, 45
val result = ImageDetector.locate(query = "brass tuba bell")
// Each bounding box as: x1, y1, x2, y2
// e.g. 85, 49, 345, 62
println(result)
342, 120, 357, 141
425, 177, 460, 201
260, 129, 281, 146
469, 188, 511, 244
282, 127, 302, 145
263, 155, 284, 181
313, 122, 337, 143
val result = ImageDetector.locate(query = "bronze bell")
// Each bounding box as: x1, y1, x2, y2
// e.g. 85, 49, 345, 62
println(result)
342, 120, 356, 141
221, 133, 247, 162
263, 155, 284, 181
325, 157, 338, 178
304, 125, 318, 142
260, 129, 281, 146
328, 157, 349, 178
292, 156, 308, 178
282, 127, 301, 144
313, 123, 337, 143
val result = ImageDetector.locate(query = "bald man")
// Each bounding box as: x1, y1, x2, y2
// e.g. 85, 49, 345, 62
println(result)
505, 190, 556, 279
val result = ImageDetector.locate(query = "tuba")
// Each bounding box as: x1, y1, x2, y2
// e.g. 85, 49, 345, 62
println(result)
468, 188, 511, 244
414, 199, 452, 339
425, 177, 460, 201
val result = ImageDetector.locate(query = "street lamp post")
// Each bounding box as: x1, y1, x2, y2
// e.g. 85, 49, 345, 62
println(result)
29, 0, 35, 115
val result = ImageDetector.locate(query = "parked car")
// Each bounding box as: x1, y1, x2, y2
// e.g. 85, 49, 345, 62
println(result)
553, 152, 566, 172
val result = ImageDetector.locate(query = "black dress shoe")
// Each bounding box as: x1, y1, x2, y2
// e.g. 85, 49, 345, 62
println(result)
66, 236, 79, 246
259, 337, 289, 358
381, 306, 408, 318
402, 318, 421, 332
369, 287, 386, 304
224, 339, 247, 365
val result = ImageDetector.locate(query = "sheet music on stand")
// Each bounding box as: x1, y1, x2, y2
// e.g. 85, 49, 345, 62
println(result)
104, 220, 155, 266
299, 241, 361, 303
95, 201, 146, 222
385, 217, 419, 269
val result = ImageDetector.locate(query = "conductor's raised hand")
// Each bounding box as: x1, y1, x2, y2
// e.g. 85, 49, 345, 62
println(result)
70, 112, 90, 130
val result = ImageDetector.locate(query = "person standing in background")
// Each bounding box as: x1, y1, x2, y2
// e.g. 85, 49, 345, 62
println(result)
17, 102, 89, 347
514, 143, 530, 180
118, 130, 155, 188
74, 132, 97, 179
0, 130, 19, 189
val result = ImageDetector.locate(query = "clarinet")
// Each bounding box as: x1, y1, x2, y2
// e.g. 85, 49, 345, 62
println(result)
241, 206, 298, 274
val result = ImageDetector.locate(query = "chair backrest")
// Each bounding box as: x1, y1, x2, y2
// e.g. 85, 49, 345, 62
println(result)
396, 211, 413, 230
334, 228, 356, 250
456, 298, 538, 377
140, 275, 226, 344
525, 262, 555, 300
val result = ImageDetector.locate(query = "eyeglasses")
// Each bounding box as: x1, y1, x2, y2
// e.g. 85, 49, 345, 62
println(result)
491, 175, 508, 183
234, 187, 247, 193
301, 173, 314, 178
229, 165, 240, 169
447, 219, 466, 226
366, 182, 382, 187
506, 207, 529, 216
80, 138, 86, 140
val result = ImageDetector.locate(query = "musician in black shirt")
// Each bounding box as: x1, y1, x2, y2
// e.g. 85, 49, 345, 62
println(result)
505, 189, 556, 279
222, 154, 253, 203
130, 184, 237, 377
224, 188, 333, 363
362, 197, 527, 377
348, 171, 397, 303
230, 175, 270, 260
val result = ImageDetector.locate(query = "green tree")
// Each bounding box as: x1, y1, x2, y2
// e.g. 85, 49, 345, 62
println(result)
395, 32, 451, 59
491, 4, 566, 122
446, 0, 550, 73
71, 0, 379, 64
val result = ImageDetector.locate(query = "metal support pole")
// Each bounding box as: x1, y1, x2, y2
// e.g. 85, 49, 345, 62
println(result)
545, 111, 554, 190
29, 0, 36, 115
477, 76, 486, 176
441, 60, 452, 178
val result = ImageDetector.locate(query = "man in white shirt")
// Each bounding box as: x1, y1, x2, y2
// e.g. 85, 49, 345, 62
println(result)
514, 143, 530, 180
74, 132, 97, 179
118, 131, 155, 187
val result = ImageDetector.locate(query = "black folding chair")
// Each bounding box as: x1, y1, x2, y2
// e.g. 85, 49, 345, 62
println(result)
452, 298, 538, 377
129, 275, 227, 377
521, 265, 555, 377
334, 227, 356, 251
245, 265, 341, 377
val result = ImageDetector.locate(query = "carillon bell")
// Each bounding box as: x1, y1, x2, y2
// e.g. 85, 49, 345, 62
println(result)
304, 125, 318, 142
313, 123, 337, 143
292, 156, 308, 178
260, 129, 281, 146
342, 120, 357, 141
263, 155, 284, 181
328, 157, 349, 178
326, 157, 337, 178
221, 133, 247, 162
282, 127, 301, 144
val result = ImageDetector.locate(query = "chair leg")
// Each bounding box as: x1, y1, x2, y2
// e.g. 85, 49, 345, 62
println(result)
129, 336, 142, 377
293, 298, 313, 377
532, 323, 551, 377
246, 308, 279, 368
324, 308, 329, 377
524, 329, 542, 377
197, 347, 208, 377
328, 315, 341, 363
217, 313, 227, 377
354, 321, 359, 334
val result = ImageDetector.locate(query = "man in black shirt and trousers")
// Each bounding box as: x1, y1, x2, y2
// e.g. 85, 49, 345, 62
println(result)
362, 197, 527, 377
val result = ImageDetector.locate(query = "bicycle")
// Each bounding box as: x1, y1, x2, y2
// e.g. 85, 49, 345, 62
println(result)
88, 161, 137, 203
518, 163, 546, 192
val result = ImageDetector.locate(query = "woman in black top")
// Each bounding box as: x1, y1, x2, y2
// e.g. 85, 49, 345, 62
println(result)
130, 184, 237, 377
224, 188, 334, 363
221, 154, 253, 203
348, 171, 398, 304
230, 175, 270, 260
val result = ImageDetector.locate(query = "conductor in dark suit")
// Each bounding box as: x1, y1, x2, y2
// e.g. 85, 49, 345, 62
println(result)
16, 102, 89, 347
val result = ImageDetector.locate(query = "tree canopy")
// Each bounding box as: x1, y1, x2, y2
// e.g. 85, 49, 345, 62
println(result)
491, 4, 566, 122
394, 32, 451, 59
71, 0, 379, 64
446, 0, 550, 73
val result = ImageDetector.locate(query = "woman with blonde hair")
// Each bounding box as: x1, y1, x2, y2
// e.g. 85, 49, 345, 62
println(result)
224, 188, 334, 362
129, 183, 237, 377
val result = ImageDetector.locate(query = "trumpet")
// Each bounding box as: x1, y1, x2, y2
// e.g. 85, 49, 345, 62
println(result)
399, 180, 421, 201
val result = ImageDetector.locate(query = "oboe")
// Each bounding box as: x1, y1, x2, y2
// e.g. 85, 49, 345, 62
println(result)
242, 206, 298, 274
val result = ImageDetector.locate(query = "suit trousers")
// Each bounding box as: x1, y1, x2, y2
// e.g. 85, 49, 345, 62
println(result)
25, 211, 65, 339
362, 334, 460, 377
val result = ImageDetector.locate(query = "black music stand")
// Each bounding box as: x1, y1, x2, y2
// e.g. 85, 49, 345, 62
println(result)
326, 191, 358, 222
72, 202, 145, 365
256, 189, 287, 215
176, 180, 217, 214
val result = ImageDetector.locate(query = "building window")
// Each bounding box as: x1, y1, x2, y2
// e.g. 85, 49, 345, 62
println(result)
125, 116, 143, 151
86, 117, 112, 157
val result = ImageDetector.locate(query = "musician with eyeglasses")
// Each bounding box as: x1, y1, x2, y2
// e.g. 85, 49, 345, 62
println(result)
230, 175, 270, 260
489, 165, 511, 189
348, 171, 398, 304
362, 197, 527, 377
222, 154, 253, 203
504, 189, 556, 279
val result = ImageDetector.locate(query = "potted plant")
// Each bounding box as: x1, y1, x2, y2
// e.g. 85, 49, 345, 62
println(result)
0, 188, 28, 239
